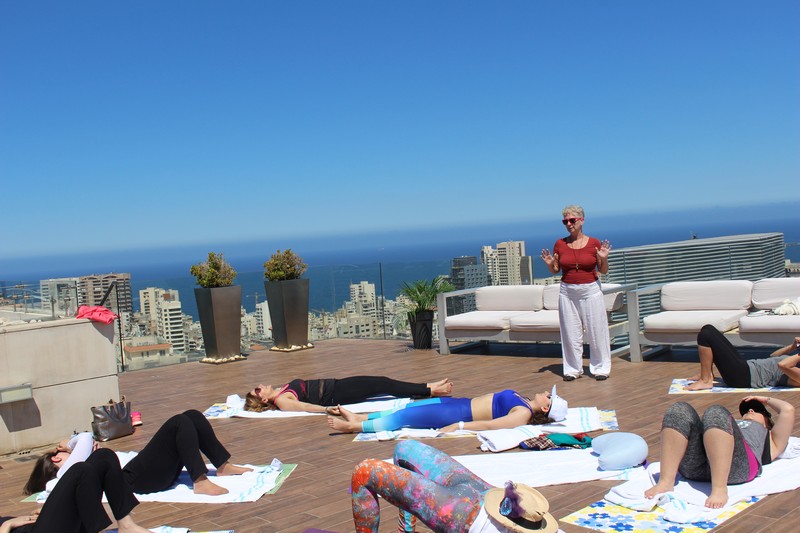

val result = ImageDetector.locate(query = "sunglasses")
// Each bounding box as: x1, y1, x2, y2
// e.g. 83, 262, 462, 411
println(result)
562, 217, 582, 225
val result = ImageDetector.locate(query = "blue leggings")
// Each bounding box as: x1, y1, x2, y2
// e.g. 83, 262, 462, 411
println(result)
362, 398, 473, 433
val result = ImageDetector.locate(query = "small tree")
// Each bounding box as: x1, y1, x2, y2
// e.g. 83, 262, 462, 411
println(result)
190, 252, 237, 288
264, 249, 307, 282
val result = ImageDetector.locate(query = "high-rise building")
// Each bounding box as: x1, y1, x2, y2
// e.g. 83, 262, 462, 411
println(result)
138, 287, 185, 353
255, 300, 272, 339
39, 277, 79, 317
79, 273, 133, 314
481, 241, 531, 285
449, 256, 489, 314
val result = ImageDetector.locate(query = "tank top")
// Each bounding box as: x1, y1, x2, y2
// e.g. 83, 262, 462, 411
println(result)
276, 378, 337, 405
492, 390, 534, 419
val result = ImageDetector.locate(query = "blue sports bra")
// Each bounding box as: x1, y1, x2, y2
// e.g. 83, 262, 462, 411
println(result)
492, 389, 533, 419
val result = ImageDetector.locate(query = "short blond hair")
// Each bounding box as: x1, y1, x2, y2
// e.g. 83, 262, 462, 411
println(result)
562, 205, 585, 218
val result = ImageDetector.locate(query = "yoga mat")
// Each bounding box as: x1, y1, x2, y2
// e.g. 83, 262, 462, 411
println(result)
204, 397, 412, 419
351, 408, 618, 442
668, 378, 800, 394
561, 495, 761, 533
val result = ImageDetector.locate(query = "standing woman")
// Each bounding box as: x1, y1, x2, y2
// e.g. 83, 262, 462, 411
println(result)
541, 205, 612, 381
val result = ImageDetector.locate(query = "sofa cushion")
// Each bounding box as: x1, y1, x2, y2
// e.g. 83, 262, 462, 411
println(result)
542, 283, 625, 312
445, 310, 527, 331
475, 285, 544, 312
750, 278, 800, 310
643, 310, 747, 333
739, 314, 800, 333
660, 280, 753, 311
509, 310, 561, 331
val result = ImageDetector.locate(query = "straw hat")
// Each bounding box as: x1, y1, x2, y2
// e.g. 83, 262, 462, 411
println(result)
484, 482, 558, 533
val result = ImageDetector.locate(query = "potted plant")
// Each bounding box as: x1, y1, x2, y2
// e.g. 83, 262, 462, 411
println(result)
189, 252, 244, 363
263, 249, 312, 351
398, 275, 454, 350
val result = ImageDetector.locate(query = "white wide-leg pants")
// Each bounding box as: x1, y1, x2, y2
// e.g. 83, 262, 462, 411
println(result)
558, 280, 611, 377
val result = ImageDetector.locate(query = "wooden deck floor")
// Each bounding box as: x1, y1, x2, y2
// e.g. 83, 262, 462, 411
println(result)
2, 339, 799, 532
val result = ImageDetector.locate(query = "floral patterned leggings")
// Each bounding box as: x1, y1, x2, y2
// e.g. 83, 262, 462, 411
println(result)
351, 440, 491, 533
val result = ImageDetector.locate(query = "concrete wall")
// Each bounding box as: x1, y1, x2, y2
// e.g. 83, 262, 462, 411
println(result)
0, 318, 120, 454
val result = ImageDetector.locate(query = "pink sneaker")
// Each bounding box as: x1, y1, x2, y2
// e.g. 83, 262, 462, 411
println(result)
131, 412, 142, 427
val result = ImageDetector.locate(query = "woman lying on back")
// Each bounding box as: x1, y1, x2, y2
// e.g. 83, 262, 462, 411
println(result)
327, 386, 568, 434
245, 375, 452, 414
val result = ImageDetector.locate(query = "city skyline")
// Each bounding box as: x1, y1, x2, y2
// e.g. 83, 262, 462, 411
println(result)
2, 1, 798, 263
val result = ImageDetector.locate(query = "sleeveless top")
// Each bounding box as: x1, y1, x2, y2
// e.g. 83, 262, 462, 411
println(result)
748, 356, 791, 388
737, 419, 772, 470
492, 390, 534, 419
275, 378, 337, 405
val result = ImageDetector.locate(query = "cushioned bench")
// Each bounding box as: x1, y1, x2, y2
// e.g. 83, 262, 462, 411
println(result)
630, 277, 800, 357
437, 283, 631, 356
739, 277, 800, 345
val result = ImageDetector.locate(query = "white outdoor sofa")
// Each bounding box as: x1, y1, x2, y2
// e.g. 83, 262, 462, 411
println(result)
436, 282, 636, 357
629, 277, 800, 358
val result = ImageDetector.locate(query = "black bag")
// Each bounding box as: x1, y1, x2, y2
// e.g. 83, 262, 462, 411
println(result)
91, 397, 134, 442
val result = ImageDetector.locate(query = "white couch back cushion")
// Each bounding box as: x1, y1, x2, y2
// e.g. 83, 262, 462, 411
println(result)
660, 280, 753, 311
750, 278, 800, 310
475, 285, 544, 311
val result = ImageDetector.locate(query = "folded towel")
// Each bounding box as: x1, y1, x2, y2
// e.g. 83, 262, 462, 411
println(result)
477, 425, 543, 452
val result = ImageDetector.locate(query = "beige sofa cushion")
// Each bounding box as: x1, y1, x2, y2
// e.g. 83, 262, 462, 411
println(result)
475, 285, 544, 312
643, 310, 747, 333
660, 280, 753, 311
509, 310, 561, 331
739, 314, 800, 333
750, 278, 800, 310
542, 283, 625, 312
445, 310, 528, 331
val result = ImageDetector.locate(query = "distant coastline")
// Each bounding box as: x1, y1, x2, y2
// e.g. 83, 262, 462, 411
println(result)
3, 203, 800, 319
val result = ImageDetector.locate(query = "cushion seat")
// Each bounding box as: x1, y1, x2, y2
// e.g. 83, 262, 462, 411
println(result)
509, 310, 561, 332
445, 310, 528, 331
739, 314, 800, 333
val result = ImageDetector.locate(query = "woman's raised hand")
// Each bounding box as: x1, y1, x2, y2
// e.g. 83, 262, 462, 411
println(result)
597, 240, 612, 260
541, 249, 558, 266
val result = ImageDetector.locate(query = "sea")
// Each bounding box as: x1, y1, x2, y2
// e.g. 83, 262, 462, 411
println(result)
4, 209, 800, 321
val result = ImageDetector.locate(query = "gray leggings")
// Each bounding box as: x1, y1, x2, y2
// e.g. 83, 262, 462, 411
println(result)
662, 402, 751, 484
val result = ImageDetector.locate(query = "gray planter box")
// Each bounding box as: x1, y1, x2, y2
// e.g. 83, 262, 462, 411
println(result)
265, 279, 310, 349
194, 285, 242, 359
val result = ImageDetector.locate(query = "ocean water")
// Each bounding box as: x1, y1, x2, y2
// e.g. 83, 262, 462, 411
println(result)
5, 211, 800, 320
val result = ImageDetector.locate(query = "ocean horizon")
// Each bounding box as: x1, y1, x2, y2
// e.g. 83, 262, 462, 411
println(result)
3, 206, 800, 320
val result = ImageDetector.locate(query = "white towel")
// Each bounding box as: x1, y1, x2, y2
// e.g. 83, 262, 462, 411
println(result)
477, 425, 543, 452
538, 407, 602, 434
606, 440, 800, 523
452, 448, 647, 487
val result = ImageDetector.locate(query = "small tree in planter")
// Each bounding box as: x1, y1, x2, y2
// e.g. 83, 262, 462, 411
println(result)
190, 252, 244, 363
397, 275, 454, 350
263, 249, 312, 351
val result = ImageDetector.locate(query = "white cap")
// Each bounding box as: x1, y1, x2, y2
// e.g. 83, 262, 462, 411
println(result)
548, 385, 568, 422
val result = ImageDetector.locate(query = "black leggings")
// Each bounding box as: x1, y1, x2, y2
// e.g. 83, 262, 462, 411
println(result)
328, 376, 431, 405
122, 409, 231, 494
697, 324, 751, 387
26, 448, 139, 533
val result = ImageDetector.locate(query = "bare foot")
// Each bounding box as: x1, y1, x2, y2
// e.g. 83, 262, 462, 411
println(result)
685, 379, 714, 391
705, 487, 728, 508
644, 480, 674, 499
338, 405, 368, 423
193, 475, 229, 496
216, 461, 253, 476
327, 415, 361, 433
117, 515, 154, 533
428, 378, 453, 397
687, 373, 700, 381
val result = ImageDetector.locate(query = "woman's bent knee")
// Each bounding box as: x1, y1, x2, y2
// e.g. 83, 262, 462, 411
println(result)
702, 405, 733, 433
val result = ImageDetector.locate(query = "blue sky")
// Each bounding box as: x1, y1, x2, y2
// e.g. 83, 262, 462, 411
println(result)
2, 1, 799, 265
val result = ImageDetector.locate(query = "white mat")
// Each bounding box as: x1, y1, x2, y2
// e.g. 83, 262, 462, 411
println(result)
204, 396, 412, 419
452, 447, 646, 487
605, 436, 800, 523
353, 406, 603, 443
